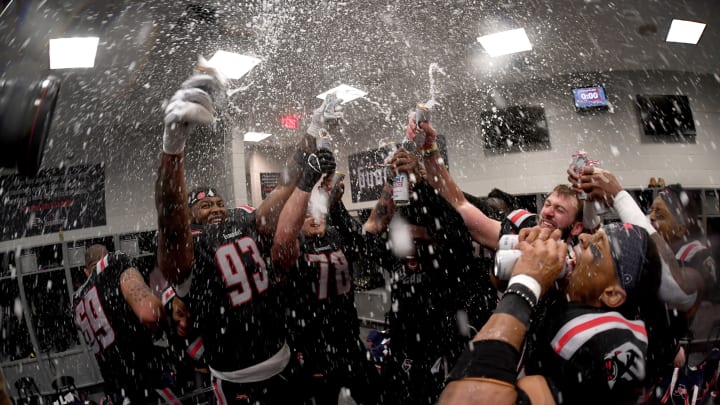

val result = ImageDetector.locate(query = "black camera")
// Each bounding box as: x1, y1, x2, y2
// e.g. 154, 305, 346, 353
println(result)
0, 76, 61, 176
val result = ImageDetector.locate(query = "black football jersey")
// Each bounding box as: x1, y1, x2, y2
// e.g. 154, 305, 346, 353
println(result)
72, 252, 165, 391
287, 225, 360, 369
184, 208, 287, 372
676, 240, 717, 281
524, 300, 649, 404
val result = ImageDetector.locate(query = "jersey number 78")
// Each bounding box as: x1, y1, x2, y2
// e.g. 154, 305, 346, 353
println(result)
307, 250, 351, 300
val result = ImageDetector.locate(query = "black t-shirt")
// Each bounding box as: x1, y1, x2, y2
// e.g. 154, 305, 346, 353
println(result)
286, 226, 364, 372
184, 208, 287, 372
524, 300, 649, 404
72, 252, 165, 394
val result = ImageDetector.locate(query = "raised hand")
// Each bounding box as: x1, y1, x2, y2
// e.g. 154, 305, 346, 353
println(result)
307, 94, 344, 138
405, 110, 437, 151
162, 74, 222, 155
298, 149, 336, 192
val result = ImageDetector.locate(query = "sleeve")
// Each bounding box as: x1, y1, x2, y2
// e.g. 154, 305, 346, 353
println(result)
328, 200, 363, 245
686, 246, 717, 280
500, 209, 538, 236
100, 252, 135, 281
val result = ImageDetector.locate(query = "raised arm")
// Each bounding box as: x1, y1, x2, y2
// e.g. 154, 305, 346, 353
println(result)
408, 113, 502, 249
120, 267, 165, 332
271, 150, 336, 270
255, 133, 314, 236
569, 166, 699, 305
156, 74, 219, 286
256, 96, 342, 237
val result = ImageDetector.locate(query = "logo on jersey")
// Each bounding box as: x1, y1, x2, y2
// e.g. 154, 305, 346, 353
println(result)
604, 341, 645, 389
402, 358, 413, 374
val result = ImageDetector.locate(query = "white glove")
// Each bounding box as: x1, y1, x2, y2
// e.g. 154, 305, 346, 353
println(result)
306, 94, 343, 137
162, 75, 219, 155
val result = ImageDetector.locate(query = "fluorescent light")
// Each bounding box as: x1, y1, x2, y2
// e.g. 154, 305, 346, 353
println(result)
49, 37, 99, 69
666, 19, 706, 44
243, 132, 272, 142
477, 28, 532, 57
317, 84, 368, 104
207, 51, 261, 80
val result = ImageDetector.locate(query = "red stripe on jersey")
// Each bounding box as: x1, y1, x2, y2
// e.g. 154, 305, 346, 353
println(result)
552, 312, 647, 359
237, 204, 255, 213
509, 209, 534, 227
676, 241, 704, 262
213, 378, 226, 405
157, 388, 180, 405
191, 229, 203, 236
96, 255, 109, 274
188, 337, 204, 360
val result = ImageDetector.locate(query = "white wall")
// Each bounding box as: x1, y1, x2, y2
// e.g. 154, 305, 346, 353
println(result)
333, 70, 720, 211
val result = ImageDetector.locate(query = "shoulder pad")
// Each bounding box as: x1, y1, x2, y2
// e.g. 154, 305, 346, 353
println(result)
507, 209, 537, 229
675, 241, 706, 262
237, 204, 255, 213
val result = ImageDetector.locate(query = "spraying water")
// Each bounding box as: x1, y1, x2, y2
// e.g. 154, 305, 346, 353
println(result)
425, 63, 447, 109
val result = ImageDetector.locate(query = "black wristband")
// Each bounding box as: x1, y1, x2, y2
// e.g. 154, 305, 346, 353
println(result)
505, 282, 537, 308
446, 340, 520, 384
495, 291, 533, 328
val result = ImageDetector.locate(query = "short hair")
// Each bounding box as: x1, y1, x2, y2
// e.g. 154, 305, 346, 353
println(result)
487, 188, 518, 211
550, 184, 583, 223
85, 244, 108, 268
463, 192, 504, 221
659, 184, 702, 235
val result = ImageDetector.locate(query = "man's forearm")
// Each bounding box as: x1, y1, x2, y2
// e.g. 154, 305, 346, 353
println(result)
155, 153, 193, 284
256, 134, 315, 236
271, 188, 310, 270
424, 152, 501, 249
363, 182, 396, 234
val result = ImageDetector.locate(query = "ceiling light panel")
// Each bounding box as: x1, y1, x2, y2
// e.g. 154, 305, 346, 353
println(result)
317, 84, 368, 104
477, 28, 532, 57
243, 132, 272, 142
666, 19, 706, 44
49, 37, 100, 69
207, 51, 261, 80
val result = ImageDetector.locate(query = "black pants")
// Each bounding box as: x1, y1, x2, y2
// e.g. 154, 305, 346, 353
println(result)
291, 339, 382, 405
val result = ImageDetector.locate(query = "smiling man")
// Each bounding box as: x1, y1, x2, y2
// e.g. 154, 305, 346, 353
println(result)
188, 187, 227, 226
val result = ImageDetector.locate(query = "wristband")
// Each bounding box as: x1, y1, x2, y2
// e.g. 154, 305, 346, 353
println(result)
613, 190, 656, 235
495, 291, 533, 327
508, 274, 541, 304
446, 339, 520, 384
420, 143, 439, 157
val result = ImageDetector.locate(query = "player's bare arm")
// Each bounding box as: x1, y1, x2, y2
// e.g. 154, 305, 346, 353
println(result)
120, 267, 165, 332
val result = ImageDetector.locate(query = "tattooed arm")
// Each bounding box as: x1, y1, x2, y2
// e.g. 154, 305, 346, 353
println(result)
363, 182, 396, 234
120, 268, 165, 332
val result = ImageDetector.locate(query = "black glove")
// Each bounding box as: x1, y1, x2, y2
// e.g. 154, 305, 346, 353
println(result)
298, 149, 336, 192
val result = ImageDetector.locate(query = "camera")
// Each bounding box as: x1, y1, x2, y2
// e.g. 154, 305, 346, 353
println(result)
0, 76, 62, 176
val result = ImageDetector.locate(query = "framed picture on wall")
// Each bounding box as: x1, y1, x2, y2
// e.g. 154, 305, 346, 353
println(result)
480, 105, 550, 155
260, 172, 281, 200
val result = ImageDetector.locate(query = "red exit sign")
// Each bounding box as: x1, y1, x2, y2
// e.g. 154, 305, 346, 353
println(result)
281, 114, 300, 129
